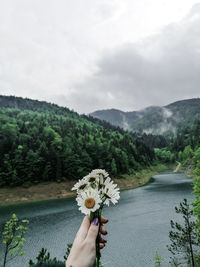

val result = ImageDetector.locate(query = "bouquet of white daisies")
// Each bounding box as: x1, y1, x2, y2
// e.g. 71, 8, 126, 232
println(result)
72, 169, 120, 266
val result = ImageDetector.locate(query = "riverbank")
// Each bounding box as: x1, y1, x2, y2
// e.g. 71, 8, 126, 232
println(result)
114, 164, 168, 190
0, 164, 168, 206
173, 161, 197, 179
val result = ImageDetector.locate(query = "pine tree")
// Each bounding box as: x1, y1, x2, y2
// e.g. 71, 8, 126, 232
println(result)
167, 199, 199, 267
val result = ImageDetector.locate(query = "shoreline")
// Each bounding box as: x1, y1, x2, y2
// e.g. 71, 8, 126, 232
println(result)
0, 164, 168, 206
173, 161, 197, 179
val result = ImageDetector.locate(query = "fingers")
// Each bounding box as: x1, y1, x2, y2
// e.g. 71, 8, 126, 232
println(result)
99, 217, 108, 250
100, 216, 108, 236
100, 243, 105, 249
100, 224, 107, 235
75, 216, 90, 242
99, 237, 107, 249
77, 215, 108, 244
100, 236, 107, 244
86, 218, 99, 242
100, 216, 108, 224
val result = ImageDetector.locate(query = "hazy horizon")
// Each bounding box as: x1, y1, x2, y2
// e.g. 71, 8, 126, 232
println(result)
1, 94, 200, 115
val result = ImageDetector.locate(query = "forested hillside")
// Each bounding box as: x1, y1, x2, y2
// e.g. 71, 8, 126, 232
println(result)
90, 98, 200, 136
0, 95, 155, 187
169, 119, 200, 176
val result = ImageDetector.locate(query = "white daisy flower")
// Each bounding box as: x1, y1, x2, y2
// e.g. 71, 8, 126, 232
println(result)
102, 183, 120, 206
90, 169, 109, 184
72, 169, 120, 215
103, 177, 113, 187
99, 176, 115, 191
71, 179, 89, 192
76, 189, 101, 215
84, 173, 100, 189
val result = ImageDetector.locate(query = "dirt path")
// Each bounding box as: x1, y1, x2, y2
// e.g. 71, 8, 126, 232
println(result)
173, 161, 181, 172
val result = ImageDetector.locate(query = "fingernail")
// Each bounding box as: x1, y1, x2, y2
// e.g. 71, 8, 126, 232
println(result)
92, 218, 99, 226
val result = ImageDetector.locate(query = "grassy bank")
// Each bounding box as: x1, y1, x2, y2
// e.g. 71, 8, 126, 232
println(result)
0, 164, 168, 206
114, 164, 168, 190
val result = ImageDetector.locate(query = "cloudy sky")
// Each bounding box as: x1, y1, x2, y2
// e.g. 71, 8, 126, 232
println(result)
0, 0, 200, 113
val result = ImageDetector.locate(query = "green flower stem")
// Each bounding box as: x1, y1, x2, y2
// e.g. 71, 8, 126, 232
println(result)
90, 209, 102, 267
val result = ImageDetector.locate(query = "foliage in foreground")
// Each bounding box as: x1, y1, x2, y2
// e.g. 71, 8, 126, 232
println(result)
0, 213, 29, 267
154, 250, 167, 267
193, 176, 200, 242
29, 244, 104, 267
154, 199, 200, 267
167, 199, 199, 267
30, 260, 65, 267
29, 244, 72, 266
29, 248, 65, 267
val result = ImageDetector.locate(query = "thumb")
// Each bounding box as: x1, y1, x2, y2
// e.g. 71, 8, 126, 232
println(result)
86, 218, 99, 242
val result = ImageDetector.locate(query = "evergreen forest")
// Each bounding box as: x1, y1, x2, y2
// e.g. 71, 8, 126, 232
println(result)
0, 95, 156, 187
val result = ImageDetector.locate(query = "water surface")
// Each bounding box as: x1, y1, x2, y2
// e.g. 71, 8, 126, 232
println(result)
0, 172, 193, 267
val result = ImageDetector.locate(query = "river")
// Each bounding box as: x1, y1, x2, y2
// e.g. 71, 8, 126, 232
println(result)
0, 171, 194, 267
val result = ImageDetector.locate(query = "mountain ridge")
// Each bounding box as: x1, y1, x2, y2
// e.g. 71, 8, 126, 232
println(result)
90, 98, 200, 136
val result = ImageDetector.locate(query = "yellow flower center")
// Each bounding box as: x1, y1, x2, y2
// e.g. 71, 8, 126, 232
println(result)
85, 198, 95, 209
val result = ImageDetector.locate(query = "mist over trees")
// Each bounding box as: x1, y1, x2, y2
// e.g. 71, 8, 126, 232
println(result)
90, 98, 200, 137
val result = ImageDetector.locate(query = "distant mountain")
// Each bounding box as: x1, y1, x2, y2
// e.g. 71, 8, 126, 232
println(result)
90, 98, 200, 136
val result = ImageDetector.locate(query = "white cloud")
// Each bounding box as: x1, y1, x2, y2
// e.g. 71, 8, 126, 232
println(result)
69, 3, 200, 113
0, 0, 200, 113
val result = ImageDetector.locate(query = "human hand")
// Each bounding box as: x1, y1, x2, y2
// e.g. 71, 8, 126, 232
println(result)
66, 215, 108, 267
